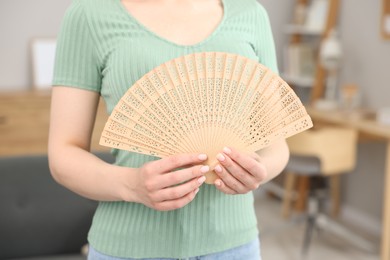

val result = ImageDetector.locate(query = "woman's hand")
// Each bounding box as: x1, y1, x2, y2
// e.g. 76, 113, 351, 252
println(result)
49, 87, 209, 208
213, 140, 289, 194
126, 153, 209, 211
213, 147, 267, 194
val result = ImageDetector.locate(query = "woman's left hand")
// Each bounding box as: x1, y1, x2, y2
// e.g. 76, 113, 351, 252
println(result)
213, 147, 267, 194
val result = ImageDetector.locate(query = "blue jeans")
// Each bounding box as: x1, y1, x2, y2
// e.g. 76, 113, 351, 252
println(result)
88, 237, 261, 260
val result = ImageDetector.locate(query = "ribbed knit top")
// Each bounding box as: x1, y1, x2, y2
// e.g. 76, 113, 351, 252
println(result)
52, 0, 278, 258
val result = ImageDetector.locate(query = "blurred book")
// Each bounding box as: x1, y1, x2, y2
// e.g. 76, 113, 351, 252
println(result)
305, 0, 329, 33
283, 43, 316, 81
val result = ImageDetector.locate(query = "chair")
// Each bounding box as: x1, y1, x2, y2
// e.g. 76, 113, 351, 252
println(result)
281, 126, 363, 254
282, 127, 358, 219
0, 152, 114, 260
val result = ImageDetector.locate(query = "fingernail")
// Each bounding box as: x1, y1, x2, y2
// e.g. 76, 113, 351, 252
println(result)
195, 188, 200, 194
216, 153, 225, 162
223, 147, 231, 154
214, 165, 222, 173
198, 176, 206, 184
215, 180, 222, 186
198, 154, 207, 161
200, 165, 210, 173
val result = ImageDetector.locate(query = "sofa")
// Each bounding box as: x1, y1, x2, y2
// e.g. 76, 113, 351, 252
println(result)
0, 152, 114, 260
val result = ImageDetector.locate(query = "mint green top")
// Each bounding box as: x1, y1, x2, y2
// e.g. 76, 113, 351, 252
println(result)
53, 0, 278, 258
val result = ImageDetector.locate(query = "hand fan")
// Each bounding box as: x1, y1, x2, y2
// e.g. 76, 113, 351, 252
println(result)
100, 52, 313, 184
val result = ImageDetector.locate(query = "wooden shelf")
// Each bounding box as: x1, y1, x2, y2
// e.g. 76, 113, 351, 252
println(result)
284, 24, 323, 36
281, 73, 314, 88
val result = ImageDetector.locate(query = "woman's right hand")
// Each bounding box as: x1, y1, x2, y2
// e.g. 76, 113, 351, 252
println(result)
122, 153, 209, 211
49, 87, 208, 210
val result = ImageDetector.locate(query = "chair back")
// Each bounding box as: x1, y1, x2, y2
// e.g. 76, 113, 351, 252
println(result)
287, 127, 358, 175
0, 152, 114, 259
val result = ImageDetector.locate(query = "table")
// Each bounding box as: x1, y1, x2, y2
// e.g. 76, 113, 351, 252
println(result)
306, 106, 390, 260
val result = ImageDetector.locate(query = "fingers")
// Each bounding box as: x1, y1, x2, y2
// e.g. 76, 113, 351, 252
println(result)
222, 147, 263, 179
155, 153, 208, 173
156, 173, 206, 202
213, 147, 266, 193
138, 155, 209, 211
215, 152, 256, 188
147, 166, 207, 211
214, 178, 237, 194
153, 188, 200, 211
214, 160, 249, 194
155, 164, 209, 190
144, 153, 208, 190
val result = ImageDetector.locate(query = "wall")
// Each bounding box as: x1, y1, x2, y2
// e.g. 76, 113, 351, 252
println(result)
340, 0, 390, 109
0, 0, 72, 91
0, 0, 389, 235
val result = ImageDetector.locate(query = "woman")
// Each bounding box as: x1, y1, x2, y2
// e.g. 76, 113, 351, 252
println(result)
48, 0, 289, 259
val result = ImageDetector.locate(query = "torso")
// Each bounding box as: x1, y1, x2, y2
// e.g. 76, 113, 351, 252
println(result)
54, 0, 278, 257
120, 0, 224, 46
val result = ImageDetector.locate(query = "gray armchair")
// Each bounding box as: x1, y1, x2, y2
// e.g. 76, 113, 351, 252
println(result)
0, 153, 114, 260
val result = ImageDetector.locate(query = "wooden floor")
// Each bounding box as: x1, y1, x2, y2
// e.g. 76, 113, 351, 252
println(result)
254, 193, 380, 260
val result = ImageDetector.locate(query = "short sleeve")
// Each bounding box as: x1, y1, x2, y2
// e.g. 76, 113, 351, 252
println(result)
52, 0, 102, 92
253, 3, 279, 74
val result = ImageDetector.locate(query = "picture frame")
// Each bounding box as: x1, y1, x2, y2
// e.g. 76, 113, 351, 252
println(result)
30, 38, 57, 90
382, 0, 390, 39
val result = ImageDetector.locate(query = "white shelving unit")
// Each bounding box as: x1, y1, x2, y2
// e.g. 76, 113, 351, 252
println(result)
284, 24, 323, 36
282, 0, 340, 102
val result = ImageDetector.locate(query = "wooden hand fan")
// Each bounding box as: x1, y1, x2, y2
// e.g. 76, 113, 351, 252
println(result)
100, 52, 313, 184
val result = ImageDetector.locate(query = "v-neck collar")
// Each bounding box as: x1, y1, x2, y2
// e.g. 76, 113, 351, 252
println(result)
116, 0, 227, 48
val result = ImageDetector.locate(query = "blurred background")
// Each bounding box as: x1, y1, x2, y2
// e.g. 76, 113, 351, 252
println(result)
0, 0, 390, 259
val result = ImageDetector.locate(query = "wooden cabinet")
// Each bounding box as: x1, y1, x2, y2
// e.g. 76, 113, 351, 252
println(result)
0, 90, 109, 156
